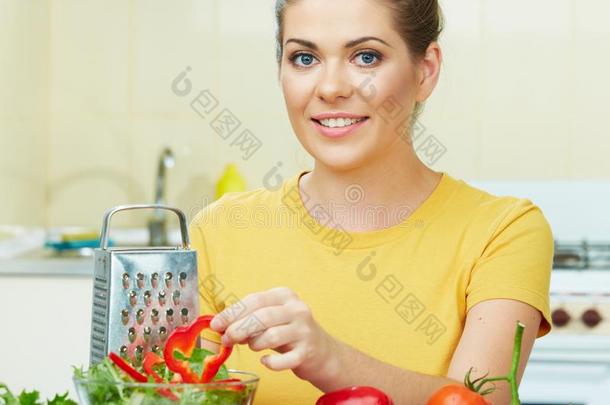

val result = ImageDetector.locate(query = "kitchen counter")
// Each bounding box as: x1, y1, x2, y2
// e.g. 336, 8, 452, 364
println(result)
0, 228, 184, 277
0, 269, 92, 399
0, 256, 92, 277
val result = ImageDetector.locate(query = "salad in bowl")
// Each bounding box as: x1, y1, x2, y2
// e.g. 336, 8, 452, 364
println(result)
74, 315, 258, 404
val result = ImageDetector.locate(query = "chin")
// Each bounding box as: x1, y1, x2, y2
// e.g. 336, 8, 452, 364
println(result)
294, 121, 386, 172
306, 143, 372, 172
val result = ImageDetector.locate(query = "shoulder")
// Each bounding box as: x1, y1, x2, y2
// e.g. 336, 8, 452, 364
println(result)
438, 173, 554, 261
443, 174, 554, 246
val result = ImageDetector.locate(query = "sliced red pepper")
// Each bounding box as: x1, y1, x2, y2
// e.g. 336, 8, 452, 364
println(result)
142, 352, 179, 401
316, 386, 394, 405
142, 352, 166, 383
214, 378, 245, 392
163, 314, 233, 383
108, 352, 148, 383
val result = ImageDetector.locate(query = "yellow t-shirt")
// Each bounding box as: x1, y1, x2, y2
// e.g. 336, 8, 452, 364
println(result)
190, 170, 553, 405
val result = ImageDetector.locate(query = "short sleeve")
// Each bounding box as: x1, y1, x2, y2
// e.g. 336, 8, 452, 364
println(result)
189, 213, 223, 344
466, 199, 554, 338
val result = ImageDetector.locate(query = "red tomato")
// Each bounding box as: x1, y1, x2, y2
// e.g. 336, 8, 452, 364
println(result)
427, 385, 491, 405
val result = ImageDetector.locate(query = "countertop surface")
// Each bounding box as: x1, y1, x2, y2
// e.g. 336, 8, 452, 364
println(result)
0, 250, 93, 277
0, 227, 183, 277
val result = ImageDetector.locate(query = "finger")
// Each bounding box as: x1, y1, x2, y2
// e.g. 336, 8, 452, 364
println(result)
261, 349, 304, 371
211, 287, 297, 331
223, 305, 292, 345
248, 324, 296, 352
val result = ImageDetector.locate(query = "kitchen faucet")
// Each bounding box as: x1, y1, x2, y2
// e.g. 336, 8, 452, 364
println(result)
147, 147, 175, 246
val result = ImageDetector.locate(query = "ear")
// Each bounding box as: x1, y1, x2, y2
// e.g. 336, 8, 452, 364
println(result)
415, 42, 442, 102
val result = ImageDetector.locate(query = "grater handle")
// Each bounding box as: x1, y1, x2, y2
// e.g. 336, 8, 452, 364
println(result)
99, 204, 190, 250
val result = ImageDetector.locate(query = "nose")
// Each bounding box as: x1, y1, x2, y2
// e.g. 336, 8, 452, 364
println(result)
314, 62, 353, 103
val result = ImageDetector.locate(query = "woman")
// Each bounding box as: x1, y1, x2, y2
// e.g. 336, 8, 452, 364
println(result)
191, 0, 554, 403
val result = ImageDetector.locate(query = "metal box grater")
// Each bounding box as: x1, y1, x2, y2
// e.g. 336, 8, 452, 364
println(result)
89, 204, 199, 366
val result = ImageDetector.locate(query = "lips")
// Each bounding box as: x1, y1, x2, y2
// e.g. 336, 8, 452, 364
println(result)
311, 116, 370, 139
311, 117, 368, 124
311, 111, 369, 121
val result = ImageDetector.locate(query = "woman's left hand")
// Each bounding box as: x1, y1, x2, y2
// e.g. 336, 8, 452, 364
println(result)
209, 286, 340, 383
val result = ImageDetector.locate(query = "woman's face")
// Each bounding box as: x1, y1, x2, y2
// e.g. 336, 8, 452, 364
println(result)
279, 0, 436, 171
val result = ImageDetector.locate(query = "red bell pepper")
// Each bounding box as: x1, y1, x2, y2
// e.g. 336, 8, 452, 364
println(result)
214, 378, 246, 392
108, 352, 147, 383
142, 352, 165, 383
316, 386, 394, 405
163, 314, 233, 383
142, 352, 179, 401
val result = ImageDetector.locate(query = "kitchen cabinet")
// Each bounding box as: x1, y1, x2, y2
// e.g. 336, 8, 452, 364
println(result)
0, 268, 92, 400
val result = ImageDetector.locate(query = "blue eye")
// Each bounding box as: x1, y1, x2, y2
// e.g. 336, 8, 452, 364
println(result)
288, 50, 382, 69
291, 53, 318, 67
356, 51, 381, 66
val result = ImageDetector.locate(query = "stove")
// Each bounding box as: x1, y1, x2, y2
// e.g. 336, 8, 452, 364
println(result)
550, 241, 610, 335
520, 240, 610, 405
553, 241, 610, 271
465, 179, 610, 405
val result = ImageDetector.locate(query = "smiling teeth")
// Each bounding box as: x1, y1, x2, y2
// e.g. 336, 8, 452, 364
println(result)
319, 117, 365, 128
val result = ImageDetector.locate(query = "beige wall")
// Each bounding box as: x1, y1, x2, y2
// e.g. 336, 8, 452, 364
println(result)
0, 1, 50, 226
1, 0, 609, 228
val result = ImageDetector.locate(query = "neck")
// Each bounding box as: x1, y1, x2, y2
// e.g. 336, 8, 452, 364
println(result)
299, 143, 442, 232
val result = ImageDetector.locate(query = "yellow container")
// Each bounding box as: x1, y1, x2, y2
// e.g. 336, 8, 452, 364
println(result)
215, 163, 247, 200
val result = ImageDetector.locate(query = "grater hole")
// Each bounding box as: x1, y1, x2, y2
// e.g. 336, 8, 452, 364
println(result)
179, 272, 187, 287
136, 308, 145, 325
152, 345, 160, 354
166, 308, 174, 323
121, 309, 129, 325
151, 272, 159, 288
158, 290, 166, 306
136, 272, 145, 288
165, 272, 173, 288
120, 345, 128, 357
172, 290, 180, 305
181, 308, 189, 324
129, 290, 137, 307
159, 326, 167, 341
128, 327, 136, 343
122, 273, 130, 289
151, 308, 159, 324
134, 346, 144, 364
143, 326, 151, 342
143, 290, 152, 306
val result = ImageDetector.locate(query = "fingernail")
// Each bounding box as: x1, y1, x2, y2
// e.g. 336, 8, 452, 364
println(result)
210, 317, 221, 331
221, 334, 230, 346
260, 356, 268, 366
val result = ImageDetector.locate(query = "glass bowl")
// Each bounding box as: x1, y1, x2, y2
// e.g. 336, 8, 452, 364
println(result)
73, 370, 259, 404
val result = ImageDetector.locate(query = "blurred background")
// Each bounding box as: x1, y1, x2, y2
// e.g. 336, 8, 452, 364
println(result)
1, 0, 610, 404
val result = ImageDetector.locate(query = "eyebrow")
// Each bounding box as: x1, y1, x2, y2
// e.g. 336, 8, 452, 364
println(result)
284, 36, 392, 50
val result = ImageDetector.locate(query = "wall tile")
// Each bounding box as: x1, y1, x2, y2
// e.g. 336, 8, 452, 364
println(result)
46, 114, 134, 227
0, 117, 47, 225
218, 0, 276, 39
484, 0, 571, 36
440, 0, 481, 37
50, 0, 130, 115
478, 121, 571, 179
573, 0, 610, 35
132, 0, 217, 116
0, 1, 50, 117
480, 36, 571, 126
